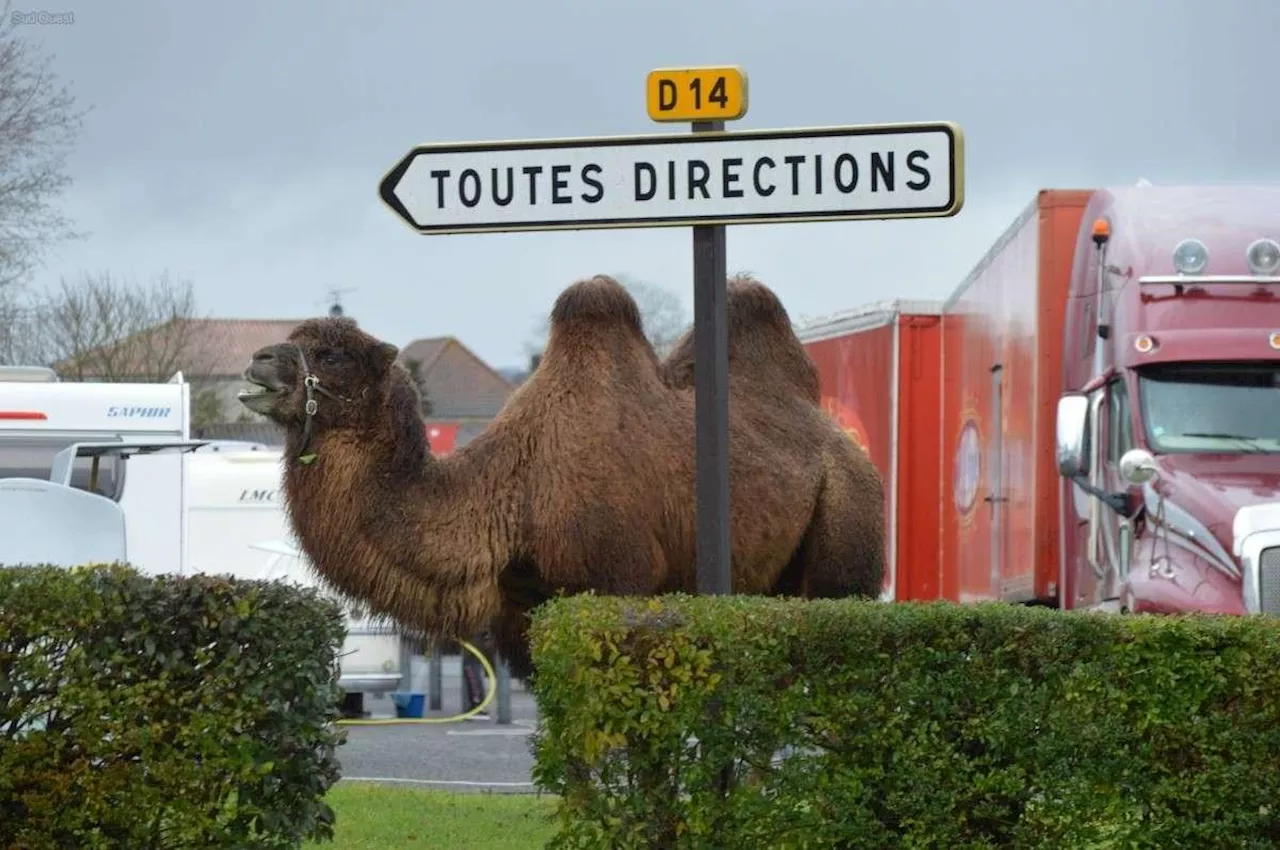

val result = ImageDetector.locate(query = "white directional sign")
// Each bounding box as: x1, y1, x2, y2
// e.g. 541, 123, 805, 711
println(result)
378, 122, 965, 235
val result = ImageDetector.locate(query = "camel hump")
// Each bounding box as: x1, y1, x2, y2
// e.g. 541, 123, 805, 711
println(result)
549, 275, 644, 337
725, 273, 792, 330
662, 273, 820, 403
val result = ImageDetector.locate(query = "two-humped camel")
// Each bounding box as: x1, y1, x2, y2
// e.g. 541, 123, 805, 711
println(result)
238, 274, 884, 679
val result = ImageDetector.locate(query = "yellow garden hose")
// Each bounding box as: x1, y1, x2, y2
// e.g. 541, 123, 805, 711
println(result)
336, 639, 497, 725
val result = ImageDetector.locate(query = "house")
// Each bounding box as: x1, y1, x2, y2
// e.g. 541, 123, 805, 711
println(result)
496, 365, 531, 387
396, 335, 516, 449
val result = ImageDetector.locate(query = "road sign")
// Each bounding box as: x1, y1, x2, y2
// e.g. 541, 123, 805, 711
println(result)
646, 66, 748, 123
378, 122, 965, 236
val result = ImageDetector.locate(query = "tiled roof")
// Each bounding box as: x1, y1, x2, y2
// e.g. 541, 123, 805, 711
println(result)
398, 336, 514, 419
399, 337, 450, 371
185, 319, 309, 376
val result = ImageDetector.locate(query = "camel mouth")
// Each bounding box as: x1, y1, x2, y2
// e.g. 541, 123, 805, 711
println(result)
237, 383, 276, 398
237, 370, 289, 412
238, 375, 284, 395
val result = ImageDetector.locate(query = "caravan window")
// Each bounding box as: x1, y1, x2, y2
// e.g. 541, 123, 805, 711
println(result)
0, 437, 125, 499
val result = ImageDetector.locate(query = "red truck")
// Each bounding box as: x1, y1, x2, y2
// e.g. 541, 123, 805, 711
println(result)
798, 184, 1280, 617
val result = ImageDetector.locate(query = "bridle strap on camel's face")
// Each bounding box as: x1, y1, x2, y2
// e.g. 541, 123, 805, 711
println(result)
292, 343, 357, 465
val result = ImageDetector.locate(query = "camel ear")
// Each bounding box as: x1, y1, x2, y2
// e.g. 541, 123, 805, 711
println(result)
377, 341, 398, 367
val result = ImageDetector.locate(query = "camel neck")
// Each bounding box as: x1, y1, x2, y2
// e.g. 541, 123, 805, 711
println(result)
277, 426, 507, 643
282, 426, 434, 506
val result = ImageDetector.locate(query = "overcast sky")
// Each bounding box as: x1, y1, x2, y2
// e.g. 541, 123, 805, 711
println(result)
16, 0, 1280, 370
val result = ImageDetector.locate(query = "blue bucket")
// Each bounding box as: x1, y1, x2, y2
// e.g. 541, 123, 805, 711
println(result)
391, 692, 426, 718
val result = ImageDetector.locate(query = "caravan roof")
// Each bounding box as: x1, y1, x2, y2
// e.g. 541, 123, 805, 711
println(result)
0, 366, 58, 382
0, 377, 188, 437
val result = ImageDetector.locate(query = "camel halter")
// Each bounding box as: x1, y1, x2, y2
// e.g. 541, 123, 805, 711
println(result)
292, 343, 357, 465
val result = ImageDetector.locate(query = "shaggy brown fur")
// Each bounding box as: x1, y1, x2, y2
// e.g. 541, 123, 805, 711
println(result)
662, 273, 822, 403
658, 272, 885, 598
238, 274, 884, 680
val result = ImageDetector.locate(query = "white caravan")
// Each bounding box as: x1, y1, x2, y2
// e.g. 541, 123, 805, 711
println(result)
185, 447, 407, 699
0, 367, 405, 701
0, 367, 194, 575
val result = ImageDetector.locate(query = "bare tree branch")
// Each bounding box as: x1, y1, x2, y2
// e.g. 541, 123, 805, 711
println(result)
525, 275, 690, 368
0, 285, 42, 364
17, 270, 213, 382
618, 275, 690, 357
0, 0, 87, 292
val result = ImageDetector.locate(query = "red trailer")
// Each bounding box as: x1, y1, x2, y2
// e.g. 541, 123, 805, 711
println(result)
796, 300, 943, 602
938, 189, 1091, 605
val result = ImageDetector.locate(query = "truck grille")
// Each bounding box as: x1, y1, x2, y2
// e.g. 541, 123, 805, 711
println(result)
1260, 547, 1280, 615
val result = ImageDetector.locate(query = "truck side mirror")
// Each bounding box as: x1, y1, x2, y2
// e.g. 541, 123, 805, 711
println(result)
1055, 394, 1090, 478
1119, 448, 1160, 486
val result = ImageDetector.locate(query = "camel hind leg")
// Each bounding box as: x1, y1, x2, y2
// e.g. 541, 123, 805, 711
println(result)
789, 444, 886, 600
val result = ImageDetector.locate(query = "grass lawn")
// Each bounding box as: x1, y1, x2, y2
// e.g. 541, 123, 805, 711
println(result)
308, 781, 559, 849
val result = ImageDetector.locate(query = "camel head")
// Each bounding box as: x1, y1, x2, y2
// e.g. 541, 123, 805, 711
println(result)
238, 316, 400, 431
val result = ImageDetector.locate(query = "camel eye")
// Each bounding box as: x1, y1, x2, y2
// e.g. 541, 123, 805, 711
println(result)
317, 348, 346, 367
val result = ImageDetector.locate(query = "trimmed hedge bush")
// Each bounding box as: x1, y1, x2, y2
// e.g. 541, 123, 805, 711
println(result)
0, 563, 347, 849
528, 593, 1280, 849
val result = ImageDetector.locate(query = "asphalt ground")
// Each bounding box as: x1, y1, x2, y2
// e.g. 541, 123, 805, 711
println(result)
335, 654, 546, 794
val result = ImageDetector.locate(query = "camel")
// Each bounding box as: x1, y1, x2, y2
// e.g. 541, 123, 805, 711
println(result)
238, 274, 884, 680
661, 273, 823, 403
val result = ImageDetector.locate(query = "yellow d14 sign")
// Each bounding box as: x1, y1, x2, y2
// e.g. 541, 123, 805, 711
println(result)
646, 66, 748, 123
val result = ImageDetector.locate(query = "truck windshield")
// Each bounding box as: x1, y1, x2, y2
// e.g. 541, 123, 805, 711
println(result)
1139, 362, 1280, 453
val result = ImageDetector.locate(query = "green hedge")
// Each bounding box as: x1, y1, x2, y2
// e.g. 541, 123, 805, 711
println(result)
0, 563, 347, 849
528, 594, 1280, 849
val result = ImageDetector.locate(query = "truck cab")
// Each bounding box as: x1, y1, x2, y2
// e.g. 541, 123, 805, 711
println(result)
1055, 185, 1280, 616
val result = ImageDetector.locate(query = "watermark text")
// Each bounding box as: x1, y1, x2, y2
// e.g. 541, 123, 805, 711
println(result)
11, 10, 74, 25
